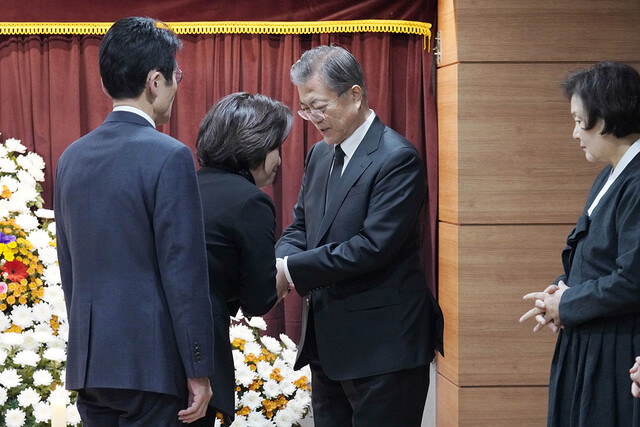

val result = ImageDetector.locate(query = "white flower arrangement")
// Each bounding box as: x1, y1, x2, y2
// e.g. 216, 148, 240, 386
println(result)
0, 135, 78, 426
225, 310, 311, 427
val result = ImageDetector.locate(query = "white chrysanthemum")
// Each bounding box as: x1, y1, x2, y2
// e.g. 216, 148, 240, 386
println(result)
247, 411, 275, 426
279, 333, 296, 350
239, 389, 263, 410
0, 157, 17, 173
32, 301, 53, 323
15, 169, 36, 186
300, 365, 311, 378
42, 283, 64, 304
43, 347, 66, 362
255, 360, 274, 381
27, 167, 45, 182
235, 363, 256, 387
15, 154, 33, 171
5, 407, 26, 427
67, 404, 82, 425
232, 349, 245, 368
37, 246, 58, 266
12, 184, 39, 205
14, 350, 40, 367
246, 316, 267, 330
286, 392, 310, 418
243, 341, 262, 357
19, 331, 40, 351
0, 368, 22, 388
57, 321, 69, 341
1, 332, 25, 347
34, 208, 54, 219
262, 379, 281, 399
229, 415, 248, 427
32, 369, 54, 387
2, 198, 28, 215
17, 387, 41, 408
261, 336, 282, 354
26, 229, 51, 251
0, 202, 10, 219
229, 323, 255, 342
14, 212, 39, 231
230, 308, 244, 322
279, 380, 296, 396
0, 311, 11, 331
33, 401, 51, 422
0, 386, 7, 406
0, 175, 19, 192
11, 305, 34, 328
273, 407, 297, 427
5, 138, 27, 153
42, 265, 62, 286
0, 144, 8, 158
280, 348, 297, 366
0, 349, 7, 365
47, 222, 56, 235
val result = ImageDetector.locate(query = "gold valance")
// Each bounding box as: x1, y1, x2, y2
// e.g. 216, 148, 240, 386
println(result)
0, 20, 431, 49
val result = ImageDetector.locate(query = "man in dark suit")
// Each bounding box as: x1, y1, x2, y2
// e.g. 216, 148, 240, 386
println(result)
275, 45, 444, 426
54, 17, 214, 425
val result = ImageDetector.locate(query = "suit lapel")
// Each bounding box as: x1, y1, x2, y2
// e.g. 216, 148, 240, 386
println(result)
312, 116, 384, 247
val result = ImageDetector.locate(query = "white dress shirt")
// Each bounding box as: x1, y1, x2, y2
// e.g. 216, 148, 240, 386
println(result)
113, 105, 156, 128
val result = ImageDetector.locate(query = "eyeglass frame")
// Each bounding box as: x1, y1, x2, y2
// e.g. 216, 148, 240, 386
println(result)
297, 91, 344, 122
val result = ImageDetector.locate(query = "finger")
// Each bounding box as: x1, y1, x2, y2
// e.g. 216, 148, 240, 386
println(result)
533, 322, 545, 333
523, 292, 546, 301
519, 307, 543, 323
534, 299, 546, 310
543, 284, 559, 293
547, 322, 559, 333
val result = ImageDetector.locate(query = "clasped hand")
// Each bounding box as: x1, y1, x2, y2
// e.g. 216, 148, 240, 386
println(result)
519, 281, 568, 333
275, 258, 293, 302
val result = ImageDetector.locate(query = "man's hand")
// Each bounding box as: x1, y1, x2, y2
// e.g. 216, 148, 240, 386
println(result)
630, 356, 640, 397
276, 258, 292, 302
178, 377, 212, 423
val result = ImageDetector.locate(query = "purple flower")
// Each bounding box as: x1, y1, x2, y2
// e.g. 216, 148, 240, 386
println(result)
0, 232, 16, 244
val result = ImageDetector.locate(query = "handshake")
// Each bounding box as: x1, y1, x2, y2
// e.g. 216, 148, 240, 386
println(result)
275, 258, 294, 302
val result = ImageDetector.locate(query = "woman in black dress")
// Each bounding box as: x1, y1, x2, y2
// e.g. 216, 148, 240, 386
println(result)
521, 62, 640, 426
193, 92, 293, 425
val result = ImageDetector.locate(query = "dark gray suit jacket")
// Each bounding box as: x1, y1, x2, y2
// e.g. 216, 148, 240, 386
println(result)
276, 116, 443, 380
54, 111, 214, 398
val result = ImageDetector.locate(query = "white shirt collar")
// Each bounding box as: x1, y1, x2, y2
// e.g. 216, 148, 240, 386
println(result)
338, 110, 376, 161
588, 137, 640, 216
113, 106, 156, 128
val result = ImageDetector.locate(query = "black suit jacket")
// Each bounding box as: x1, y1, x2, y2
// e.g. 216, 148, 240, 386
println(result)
276, 116, 444, 381
197, 166, 278, 419
54, 111, 214, 398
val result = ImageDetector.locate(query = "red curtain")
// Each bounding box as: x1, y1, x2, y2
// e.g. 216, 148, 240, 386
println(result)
0, 19, 437, 343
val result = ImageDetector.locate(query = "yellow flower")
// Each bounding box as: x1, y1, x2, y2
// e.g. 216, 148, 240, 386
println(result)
6, 295, 15, 305
0, 303, 5, 311
18, 296, 27, 305
237, 406, 251, 416
1, 185, 12, 199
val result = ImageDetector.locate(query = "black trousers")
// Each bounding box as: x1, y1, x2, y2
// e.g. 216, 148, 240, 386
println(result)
76, 388, 187, 427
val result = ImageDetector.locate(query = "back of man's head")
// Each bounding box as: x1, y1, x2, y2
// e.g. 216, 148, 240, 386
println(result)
99, 17, 182, 100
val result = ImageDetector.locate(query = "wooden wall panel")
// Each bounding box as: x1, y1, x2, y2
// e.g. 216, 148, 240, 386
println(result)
437, 0, 640, 65
438, 223, 564, 387
437, 374, 548, 427
437, 64, 459, 224
440, 63, 605, 225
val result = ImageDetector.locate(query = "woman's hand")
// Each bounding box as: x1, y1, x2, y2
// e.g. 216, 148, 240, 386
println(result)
520, 281, 568, 332
630, 356, 640, 397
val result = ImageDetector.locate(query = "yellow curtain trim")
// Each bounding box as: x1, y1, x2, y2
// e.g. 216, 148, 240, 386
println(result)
0, 20, 431, 50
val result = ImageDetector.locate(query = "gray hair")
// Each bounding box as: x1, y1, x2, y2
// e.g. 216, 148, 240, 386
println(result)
290, 45, 367, 100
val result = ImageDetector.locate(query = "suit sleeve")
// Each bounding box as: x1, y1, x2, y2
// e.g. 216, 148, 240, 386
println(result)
275, 145, 316, 258
153, 145, 214, 378
53, 164, 73, 314
234, 191, 278, 317
560, 178, 640, 326
287, 146, 425, 295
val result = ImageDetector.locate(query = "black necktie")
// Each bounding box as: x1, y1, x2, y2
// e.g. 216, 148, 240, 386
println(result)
325, 145, 345, 207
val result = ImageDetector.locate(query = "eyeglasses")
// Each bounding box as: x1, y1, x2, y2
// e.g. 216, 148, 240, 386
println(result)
297, 94, 342, 122
174, 68, 183, 85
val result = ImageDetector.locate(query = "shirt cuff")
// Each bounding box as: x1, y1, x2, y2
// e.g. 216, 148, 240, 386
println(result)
283, 256, 294, 284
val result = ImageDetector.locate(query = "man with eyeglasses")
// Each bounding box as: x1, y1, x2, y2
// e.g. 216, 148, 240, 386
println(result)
276, 45, 444, 426
54, 17, 214, 425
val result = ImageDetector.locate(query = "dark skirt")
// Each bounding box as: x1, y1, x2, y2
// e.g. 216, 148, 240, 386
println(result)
548, 313, 640, 426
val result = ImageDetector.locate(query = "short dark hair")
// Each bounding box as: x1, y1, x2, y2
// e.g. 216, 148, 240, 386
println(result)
99, 17, 182, 100
290, 45, 367, 100
562, 61, 640, 137
195, 92, 293, 170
